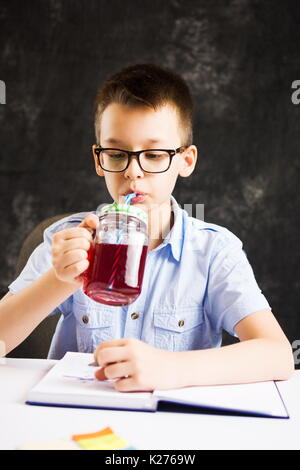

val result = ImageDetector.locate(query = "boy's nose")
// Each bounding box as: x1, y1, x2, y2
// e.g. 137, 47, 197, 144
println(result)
124, 156, 144, 179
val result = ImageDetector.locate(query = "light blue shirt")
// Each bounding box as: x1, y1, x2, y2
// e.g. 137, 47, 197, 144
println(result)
9, 196, 271, 359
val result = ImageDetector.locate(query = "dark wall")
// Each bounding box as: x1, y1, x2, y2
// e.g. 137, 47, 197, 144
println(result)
1, 1, 300, 358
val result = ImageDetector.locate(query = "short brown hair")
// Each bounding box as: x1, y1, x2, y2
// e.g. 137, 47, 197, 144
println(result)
93, 63, 193, 146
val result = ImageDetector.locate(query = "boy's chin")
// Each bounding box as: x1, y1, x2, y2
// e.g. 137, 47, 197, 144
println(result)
132, 201, 148, 211
135, 199, 171, 213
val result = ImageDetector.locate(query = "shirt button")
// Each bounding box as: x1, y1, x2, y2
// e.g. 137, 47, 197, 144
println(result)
82, 315, 89, 324
178, 319, 185, 327
131, 312, 139, 320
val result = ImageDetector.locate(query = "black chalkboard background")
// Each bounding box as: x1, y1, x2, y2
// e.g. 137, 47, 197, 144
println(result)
0, 1, 300, 363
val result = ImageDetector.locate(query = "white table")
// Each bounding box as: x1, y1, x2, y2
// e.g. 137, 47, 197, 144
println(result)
0, 358, 300, 450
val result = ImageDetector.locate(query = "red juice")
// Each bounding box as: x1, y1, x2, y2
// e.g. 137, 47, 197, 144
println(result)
82, 242, 148, 306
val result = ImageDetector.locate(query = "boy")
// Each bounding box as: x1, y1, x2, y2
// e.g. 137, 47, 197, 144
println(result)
0, 64, 294, 392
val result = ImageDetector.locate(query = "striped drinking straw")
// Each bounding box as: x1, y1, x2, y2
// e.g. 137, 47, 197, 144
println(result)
106, 193, 136, 290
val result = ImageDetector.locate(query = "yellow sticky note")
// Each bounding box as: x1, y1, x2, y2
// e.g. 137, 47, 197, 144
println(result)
72, 427, 131, 450
77, 434, 129, 450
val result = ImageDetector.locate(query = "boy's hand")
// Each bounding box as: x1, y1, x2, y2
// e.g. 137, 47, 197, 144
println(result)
93, 338, 179, 392
51, 214, 99, 286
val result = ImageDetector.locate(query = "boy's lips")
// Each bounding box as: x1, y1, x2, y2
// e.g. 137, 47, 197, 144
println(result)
121, 191, 148, 205
123, 190, 147, 196
129, 194, 147, 204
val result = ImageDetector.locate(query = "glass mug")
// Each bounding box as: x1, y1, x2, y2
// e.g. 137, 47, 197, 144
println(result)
82, 203, 148, 306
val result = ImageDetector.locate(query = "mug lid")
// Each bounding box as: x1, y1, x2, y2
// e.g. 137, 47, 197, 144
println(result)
99, 203, 148, 224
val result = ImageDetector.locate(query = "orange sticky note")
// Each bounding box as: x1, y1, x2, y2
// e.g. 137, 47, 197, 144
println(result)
72, 427, 113, 442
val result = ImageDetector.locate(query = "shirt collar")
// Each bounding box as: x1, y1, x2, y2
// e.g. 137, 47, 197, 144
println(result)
151, 195, 184, 262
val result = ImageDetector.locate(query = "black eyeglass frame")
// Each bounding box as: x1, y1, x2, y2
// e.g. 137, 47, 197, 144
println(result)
94, 145, 187, 173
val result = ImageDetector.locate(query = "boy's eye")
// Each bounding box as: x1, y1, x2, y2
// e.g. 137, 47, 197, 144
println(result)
143, 152, 165, 159
106, 151, 127, 159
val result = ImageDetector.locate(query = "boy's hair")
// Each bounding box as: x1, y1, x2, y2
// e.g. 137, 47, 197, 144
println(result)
94, 63, 193, 147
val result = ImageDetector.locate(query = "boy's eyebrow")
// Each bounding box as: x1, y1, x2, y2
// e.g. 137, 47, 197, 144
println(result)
104, 137, 165, 146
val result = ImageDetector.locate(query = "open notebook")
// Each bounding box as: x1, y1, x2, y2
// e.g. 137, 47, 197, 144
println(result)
26, 352, 289, 418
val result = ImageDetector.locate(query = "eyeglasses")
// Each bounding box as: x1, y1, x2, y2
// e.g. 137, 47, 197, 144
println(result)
94, 145, 186, 173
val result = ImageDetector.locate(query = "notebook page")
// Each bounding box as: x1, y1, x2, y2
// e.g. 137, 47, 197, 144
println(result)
154, 381, 288, 417
27, 352, 154, 410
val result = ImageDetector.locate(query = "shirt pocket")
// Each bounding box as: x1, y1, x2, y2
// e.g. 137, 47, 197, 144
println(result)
153, 306, 205, 352
73, 297, 116, 353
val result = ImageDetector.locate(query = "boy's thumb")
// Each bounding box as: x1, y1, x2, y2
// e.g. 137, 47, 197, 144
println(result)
78, 214, 99, 233
94, 367, 107, 381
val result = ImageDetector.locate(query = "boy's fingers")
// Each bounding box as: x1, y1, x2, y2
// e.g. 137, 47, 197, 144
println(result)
62, 237, 91, 253
95, 346, 128, 367
96, 339, 129, 352
93, 339, 129, 364
114, 377, 148, 392
94, 363, 131, 382
54, 227, 93, 241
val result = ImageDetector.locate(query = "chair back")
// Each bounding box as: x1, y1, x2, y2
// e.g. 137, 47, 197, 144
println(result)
7, 214, 72, 358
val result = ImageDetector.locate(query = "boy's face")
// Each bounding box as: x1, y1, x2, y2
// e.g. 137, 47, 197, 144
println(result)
92, 103, 197, 212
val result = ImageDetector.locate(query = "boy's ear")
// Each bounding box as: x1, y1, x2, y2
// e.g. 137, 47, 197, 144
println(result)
92, 145, 105, 177
179, 145, 197, 177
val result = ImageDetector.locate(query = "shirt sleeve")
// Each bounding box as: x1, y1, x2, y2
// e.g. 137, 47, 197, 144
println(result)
205, 234, 272, 337
8, 214, 84, 316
